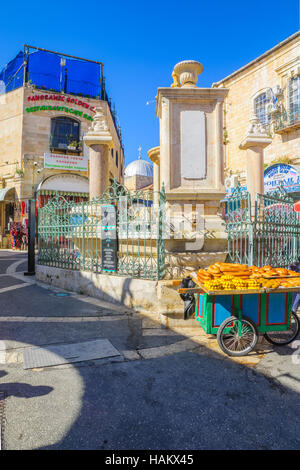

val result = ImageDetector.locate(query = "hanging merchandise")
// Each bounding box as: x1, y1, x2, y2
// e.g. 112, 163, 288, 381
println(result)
10, 222, 24, 249
22, 219, 28, 249
14, 201, 21, 219
21, 201, 26, 216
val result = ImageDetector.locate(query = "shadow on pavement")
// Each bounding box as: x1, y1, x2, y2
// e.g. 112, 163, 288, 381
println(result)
0, 382, 53, 399
38, 350, 300, 450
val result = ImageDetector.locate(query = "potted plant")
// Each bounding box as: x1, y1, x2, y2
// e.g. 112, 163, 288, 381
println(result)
15, 168, 24, 177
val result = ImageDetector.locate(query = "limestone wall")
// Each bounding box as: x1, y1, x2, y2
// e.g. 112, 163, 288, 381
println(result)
22, 87, 124, 198
0, 86, 125, 202
124, 174, 153, 191
0, 87, 24, 196
215, 33, 300, 173
35, 264, 184, 319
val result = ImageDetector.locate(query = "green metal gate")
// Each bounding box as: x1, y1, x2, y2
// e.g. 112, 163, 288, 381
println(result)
226, 182, 300, 267
38, 180, 166, 280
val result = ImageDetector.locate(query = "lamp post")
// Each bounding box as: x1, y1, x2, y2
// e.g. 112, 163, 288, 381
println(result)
24, 161, 43, 276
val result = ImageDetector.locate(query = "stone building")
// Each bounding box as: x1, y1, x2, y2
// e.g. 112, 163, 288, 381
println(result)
0, 46, 124, 247
213, 31, 300, 198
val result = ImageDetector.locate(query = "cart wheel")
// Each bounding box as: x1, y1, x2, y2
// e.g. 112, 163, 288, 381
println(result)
264, 312, 300, 346
217, 315, 258, 357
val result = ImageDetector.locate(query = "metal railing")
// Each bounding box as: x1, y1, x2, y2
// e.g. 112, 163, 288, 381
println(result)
226, 182, 300, 267
37, 180, 166, 280
273, 104, 300, 132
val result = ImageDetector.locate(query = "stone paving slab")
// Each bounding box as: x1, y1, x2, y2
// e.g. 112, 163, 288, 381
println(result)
23, 339, 121, 369
0, 275, 26, 288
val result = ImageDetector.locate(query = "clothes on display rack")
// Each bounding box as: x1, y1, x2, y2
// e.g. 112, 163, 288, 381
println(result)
10, 220, 28, 249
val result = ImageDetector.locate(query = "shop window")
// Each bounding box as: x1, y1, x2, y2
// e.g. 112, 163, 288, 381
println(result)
289, 76, 300, 116
254, 92, 271, 125
50, 117, 80, 150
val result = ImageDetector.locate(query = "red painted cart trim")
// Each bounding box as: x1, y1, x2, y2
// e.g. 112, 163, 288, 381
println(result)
266, 293, 288, 326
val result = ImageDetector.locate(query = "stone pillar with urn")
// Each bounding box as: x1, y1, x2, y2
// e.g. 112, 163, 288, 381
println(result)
83, 107, 113, 199
147, 146, 160, 206
240, 115, 272, 207
155, 60, 229, 277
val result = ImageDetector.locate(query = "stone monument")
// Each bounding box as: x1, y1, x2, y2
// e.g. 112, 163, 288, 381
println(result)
155, 60, 229, 276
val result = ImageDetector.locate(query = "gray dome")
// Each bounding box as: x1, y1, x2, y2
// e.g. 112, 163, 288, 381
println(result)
125, 158, 153, 178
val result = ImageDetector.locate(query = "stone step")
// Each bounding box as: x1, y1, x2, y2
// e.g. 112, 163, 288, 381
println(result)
159, 312, 201, 329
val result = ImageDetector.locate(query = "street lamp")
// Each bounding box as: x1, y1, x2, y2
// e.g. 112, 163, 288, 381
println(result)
24, 161, 43, 276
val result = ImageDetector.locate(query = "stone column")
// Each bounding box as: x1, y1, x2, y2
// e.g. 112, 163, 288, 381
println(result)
148, 146, 160, 206
240, 115, 272, 206
88, 144, 109, 199
83, 107, 113, 200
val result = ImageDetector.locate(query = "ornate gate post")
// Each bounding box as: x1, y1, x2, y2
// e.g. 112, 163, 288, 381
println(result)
240, 115, 272, 207
83, 107, 113, 199
148, 146, 160, 206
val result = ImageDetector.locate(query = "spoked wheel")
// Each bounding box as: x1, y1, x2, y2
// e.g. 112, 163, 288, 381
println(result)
217, 315, 258, 357
264, 311, 300, 346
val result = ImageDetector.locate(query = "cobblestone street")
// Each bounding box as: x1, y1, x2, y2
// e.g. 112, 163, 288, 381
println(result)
0, 251, 299, 450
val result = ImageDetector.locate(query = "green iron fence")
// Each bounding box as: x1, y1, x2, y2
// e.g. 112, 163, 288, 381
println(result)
225, 183, 254, 265
226, 182, 300, 267
38, 180, 166, 280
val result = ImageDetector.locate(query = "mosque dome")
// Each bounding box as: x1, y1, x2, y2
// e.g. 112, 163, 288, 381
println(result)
124, 147, 153, 178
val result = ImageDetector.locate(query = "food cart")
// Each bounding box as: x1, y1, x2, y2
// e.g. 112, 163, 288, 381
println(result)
178, 282, 300, 357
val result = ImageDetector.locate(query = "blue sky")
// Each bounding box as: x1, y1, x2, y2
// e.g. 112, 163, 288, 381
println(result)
0, 0, 299, 167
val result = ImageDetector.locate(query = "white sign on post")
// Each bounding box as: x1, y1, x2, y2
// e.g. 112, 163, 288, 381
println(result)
44, 152, 88, 172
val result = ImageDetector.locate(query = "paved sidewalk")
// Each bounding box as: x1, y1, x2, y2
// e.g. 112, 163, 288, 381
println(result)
0, 251, 300, 450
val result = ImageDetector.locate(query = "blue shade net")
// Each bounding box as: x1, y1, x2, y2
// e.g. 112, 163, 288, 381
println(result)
0, 51, 24, 93
0, 50, 101, 98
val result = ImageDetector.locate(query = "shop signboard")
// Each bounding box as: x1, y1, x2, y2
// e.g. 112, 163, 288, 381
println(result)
101, 204, 118, 273
264, 164, 300, 194
44, 152, 88, 172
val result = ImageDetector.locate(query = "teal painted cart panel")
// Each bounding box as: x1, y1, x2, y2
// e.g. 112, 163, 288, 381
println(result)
212, 295, 233, 329
195, 292, 292, 335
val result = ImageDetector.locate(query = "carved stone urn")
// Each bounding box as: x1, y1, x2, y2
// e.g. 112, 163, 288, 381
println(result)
173, 60, 204, 88
83, 106, 113, 147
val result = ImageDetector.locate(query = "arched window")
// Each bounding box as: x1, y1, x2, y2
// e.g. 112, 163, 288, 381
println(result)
50, 117, 80, 150
289, 76, 300, 116
254, 92, 271, 125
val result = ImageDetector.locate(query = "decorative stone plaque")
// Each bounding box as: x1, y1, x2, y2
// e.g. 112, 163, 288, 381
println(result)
180, 110, 206, 179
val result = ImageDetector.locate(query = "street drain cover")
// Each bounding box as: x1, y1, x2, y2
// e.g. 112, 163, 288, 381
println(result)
23, 339, 121, 369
